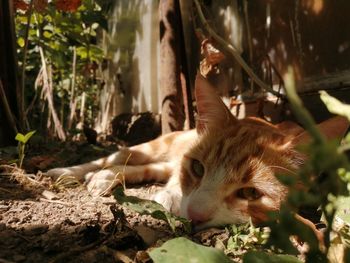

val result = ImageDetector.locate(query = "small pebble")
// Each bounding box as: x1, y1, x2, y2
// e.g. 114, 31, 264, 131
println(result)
42, 190, 59, 200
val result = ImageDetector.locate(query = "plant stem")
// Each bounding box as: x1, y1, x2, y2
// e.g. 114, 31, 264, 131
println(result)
19, 143, 25, 168
284, 67, 325, 144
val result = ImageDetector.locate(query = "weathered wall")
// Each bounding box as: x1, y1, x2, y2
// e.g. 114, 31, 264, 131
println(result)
97, 0, 350, 132
249, 0, 350, 92
96, 0, 160, 132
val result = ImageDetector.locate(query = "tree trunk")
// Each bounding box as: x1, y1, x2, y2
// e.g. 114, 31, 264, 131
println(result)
159, 0, 186, 134
0, 0, 22, 146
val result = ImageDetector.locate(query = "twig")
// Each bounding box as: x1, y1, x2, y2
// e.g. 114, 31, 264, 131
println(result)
193, 0, 285, 99
39, 198, 70, 206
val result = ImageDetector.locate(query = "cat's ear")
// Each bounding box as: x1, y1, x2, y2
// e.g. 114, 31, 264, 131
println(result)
276, 121, 304, 137
292, 116, 349, 145
195, 73, 237, 134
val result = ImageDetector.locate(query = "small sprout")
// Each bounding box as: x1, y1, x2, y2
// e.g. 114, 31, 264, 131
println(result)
15, 130, 36, 169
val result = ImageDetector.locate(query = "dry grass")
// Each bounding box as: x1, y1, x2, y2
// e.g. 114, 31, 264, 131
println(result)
0, 164, 46, 194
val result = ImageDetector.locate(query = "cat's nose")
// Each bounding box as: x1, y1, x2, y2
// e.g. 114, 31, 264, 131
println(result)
187, 206, 212, 225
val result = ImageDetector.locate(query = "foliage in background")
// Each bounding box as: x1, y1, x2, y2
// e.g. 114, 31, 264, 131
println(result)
14, 0, 112, 137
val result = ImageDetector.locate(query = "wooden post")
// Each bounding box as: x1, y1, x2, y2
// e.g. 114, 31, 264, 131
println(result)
159, 0, 187, 134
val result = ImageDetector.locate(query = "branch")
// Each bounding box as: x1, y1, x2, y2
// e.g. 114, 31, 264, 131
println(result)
193, 0, 285, 99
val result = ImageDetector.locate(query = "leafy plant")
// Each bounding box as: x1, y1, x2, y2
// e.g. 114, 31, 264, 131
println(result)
15, 0, 112, 136
113, 186, 192, 234
251, 69, 350, 262
15, 130, 36, 168
225, 221, 269, 257
149, 237, 233, 263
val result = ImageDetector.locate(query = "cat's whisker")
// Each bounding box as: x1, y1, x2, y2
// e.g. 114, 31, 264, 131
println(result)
265, 165, 297, 175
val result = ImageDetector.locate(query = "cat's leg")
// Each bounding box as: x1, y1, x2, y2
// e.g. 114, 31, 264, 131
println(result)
83, 161, 176, 196
46, 131, 186, 181
46, 148, 135, 181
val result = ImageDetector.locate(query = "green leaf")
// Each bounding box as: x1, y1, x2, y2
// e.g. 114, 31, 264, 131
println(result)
149, 237, 233, 263
15, 133, 26, 143
320, 91, 350, 121
113, 187, 191, 233
76, 46, 88, 59
243, 251, 302, 263
335, 196, 350, 223
43, 31, 53, 39
17, 37, 25, 47
23, 130, 36, 144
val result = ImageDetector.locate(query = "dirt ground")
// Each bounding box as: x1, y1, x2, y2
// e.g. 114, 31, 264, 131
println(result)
0, 167, 164, 263
2, 139, 346, 263
0, 163, 230, 263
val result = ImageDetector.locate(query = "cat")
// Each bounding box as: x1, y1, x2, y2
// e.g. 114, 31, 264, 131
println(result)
47, 73, 349, 231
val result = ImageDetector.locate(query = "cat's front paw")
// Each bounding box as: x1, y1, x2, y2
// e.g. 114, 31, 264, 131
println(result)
46, 168, 75, 181
86, 168, 122, 196
153, 189, 181, 215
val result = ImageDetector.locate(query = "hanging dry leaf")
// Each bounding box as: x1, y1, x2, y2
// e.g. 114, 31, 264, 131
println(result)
55, 0, 81, 12
199, 38, 225, 77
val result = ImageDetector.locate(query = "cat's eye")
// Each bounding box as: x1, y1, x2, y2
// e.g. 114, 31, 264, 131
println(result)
236, 187, 262, 201
190, 159, 205, 178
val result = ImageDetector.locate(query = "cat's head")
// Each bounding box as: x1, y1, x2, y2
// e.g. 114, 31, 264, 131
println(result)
179, 73, 349, 230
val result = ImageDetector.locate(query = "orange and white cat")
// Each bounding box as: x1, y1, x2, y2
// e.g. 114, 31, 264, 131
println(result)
47, 74, 349, 230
